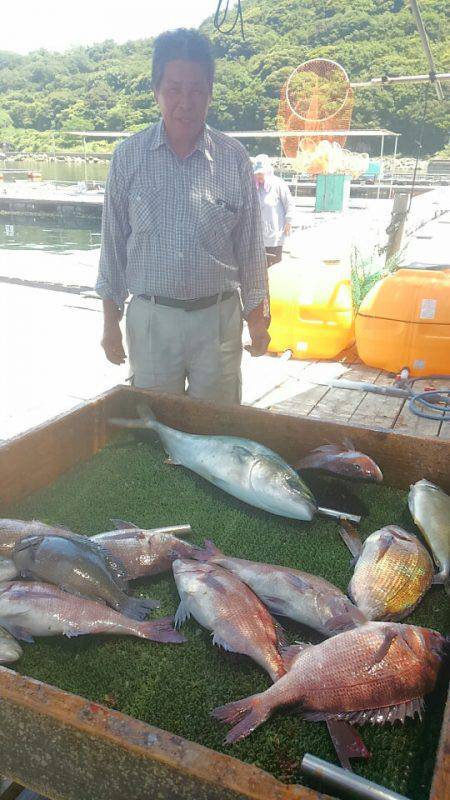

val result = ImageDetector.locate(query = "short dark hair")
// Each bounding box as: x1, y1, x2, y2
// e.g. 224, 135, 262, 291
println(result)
152, 28, 215, 90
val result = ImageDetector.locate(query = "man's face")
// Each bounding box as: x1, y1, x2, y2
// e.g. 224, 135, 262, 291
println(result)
255, 172, 265, 185
155, 59, 212, 143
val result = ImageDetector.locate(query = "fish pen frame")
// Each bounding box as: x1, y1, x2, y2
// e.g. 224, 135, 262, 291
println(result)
0, 385, 448, 800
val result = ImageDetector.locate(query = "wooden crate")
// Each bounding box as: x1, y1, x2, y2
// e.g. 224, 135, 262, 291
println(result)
0, 386, 448, 800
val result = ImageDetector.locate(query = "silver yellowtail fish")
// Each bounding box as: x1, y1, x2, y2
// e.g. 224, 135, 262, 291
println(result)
0, 582, 184, 644
13, 534, 159, 620
110, 407, 317, 522
348, 526, 434, 620
92, 519, 201, 580
0, 625, 23, 663
173, 558, 287, 681
196, 541, 366, 636
409, 479, 450, 594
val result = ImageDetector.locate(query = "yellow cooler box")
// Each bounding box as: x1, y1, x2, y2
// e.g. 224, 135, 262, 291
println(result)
268, 260, 354, 359
356, 267, 450, 376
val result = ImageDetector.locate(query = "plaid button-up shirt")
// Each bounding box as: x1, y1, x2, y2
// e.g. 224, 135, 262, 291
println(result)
95, 120, 268, 317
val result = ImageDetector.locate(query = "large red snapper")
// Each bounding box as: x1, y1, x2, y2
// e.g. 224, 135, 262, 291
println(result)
213, 622, 446, 743
172, 558, 287, 681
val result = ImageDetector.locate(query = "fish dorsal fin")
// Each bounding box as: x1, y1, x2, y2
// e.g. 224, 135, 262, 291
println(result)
72, 536, 129, 591
110, 519, 140, 530
311, 444, 344, 456
342, 437, 356, 452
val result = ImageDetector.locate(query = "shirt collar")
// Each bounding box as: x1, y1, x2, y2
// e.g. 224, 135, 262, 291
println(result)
150, 120, 214, 162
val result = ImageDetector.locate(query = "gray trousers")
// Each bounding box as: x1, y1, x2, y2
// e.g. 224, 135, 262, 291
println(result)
126, 293, 242, 404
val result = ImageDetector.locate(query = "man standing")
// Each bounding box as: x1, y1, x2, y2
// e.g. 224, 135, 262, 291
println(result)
96, 28, 270, 404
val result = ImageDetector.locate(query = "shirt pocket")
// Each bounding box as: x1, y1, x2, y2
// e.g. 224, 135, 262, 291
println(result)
129, 184, 161, 235
197, 196, 239, 254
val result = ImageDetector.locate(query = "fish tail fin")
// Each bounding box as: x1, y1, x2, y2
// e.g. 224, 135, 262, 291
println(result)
109, 404, 159, 433
136, 403, 157, 422
108, 417, 157, 431
191, 539, 224, 562
119, 596, 160, 621
212, 693, 270, 743
338, 521, 363, 558
139, 616, 186, 644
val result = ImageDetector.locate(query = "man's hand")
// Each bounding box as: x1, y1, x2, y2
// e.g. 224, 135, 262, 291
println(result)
284, 222, 292, 236
245, 320, 271, 357
101, 320, 126, 364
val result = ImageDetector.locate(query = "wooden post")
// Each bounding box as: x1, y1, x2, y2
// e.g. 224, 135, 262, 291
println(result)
385, 192, 409, 264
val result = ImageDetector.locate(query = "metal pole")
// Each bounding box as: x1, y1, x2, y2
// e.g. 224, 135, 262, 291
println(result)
83, 136, 87, 184
385, 193, 409, 264
301, 754, 411, 800
351, 72, 450, 88
408, 0, 444, 100
377, 135, 385, 199
389, 135, 399, 199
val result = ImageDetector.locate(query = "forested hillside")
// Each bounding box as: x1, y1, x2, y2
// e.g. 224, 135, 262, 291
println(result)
0, 0, 448, 154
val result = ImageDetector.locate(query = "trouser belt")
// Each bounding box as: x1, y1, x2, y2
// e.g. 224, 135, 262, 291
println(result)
138, 290, 235, 311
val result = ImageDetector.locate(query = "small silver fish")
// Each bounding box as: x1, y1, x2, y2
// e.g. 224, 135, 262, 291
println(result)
0, 625, 23, 663
13, 534, 159, 620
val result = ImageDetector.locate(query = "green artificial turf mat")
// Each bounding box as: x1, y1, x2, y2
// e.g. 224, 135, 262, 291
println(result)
3, 433, 449, 799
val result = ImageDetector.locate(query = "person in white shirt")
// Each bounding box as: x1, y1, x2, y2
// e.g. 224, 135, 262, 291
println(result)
253, 154, 295, 267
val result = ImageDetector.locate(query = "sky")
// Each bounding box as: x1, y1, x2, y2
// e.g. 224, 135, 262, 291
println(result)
0, 0, 218, 55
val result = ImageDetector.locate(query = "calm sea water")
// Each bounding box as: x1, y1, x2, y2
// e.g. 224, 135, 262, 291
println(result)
1, 158, 109, 183
0, 214, 101, 252
1, 159, 105, 252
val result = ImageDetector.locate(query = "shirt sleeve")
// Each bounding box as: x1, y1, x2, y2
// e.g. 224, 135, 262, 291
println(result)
95, 151, 131, 309
232, 155, 269, 319
280, 179, 295, 224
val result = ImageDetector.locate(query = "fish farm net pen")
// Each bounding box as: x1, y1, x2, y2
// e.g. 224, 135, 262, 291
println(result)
3, 434, 449, 800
